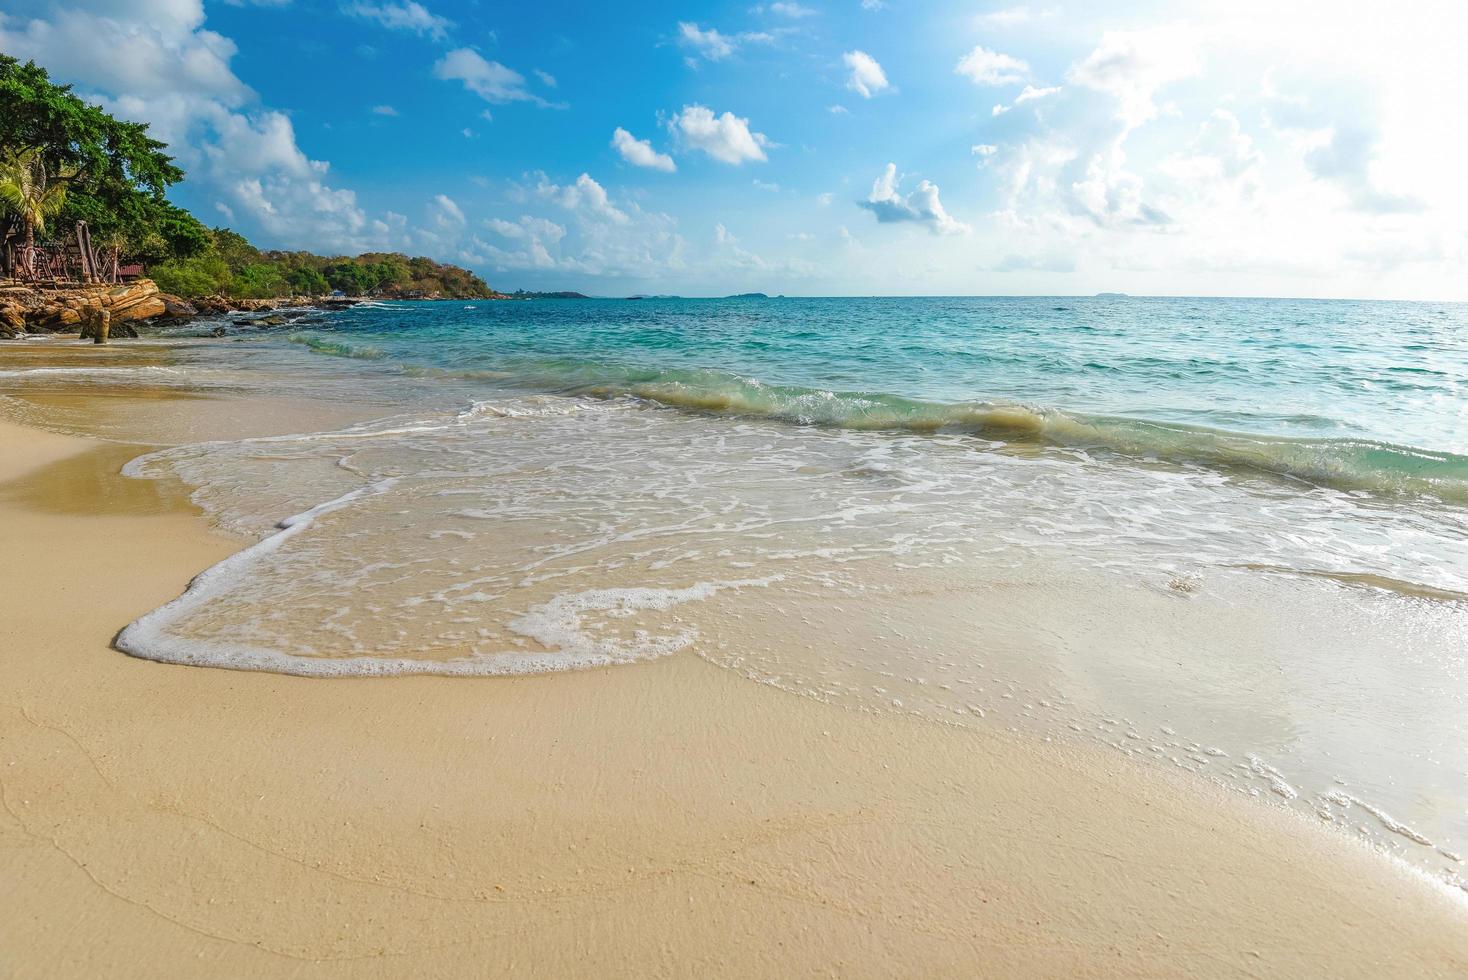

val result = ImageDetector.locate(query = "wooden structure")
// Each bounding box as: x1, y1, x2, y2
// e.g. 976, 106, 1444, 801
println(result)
1, 220, 102, 284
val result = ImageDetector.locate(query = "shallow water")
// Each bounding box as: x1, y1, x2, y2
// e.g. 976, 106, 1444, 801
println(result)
3, 295, 1467, 883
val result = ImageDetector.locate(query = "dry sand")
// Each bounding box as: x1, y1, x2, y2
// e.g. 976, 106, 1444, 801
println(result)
2, 415, 1467, 978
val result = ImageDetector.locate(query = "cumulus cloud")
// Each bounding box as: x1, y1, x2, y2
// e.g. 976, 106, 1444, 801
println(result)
371, 104, 399, 116
992, 83, 1060, 115
676, 21, 778, 63
1157, 109, 1262, 205
489, 173, 686, 279
976, 6, 1046, 27
1066, 27, 1200, 129
0, 7, 249, 104
766, 2, 816, 17
343, 1, 453, 41
536, 173, 629, 224
483, 214, 566, 269
429, 193, 465, 228
433, 48, 545, 106
677, 22, 735, 60
842, 50, 890, 98
611, 128, 677, 172
1303, 125, 1422, 213
955, 45, 1029, 85
858, 163, 969, 234
669, 105, 771, 164
0, 0, 400, 253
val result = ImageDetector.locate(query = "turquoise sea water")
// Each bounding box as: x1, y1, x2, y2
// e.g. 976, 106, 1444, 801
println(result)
280, 296, 1468, 500
6, 294, 1468, 880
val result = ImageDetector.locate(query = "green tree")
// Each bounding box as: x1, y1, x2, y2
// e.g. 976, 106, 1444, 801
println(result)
322, 262, 376, 295
0, 148, 70, 274
210, 227, 262, 270
0, 55, 187, 272
150, 253, 232, 297
286, 266, 329, 295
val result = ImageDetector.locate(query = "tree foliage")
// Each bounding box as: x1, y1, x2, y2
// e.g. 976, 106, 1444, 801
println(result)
1, 53, 495, 299
152, 237, 494, 299
0, 55, 209, 264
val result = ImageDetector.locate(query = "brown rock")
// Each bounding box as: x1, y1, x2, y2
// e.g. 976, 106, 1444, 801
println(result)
0, 303, 25, 338
33, 304, 81, 330
157, 294, 198, 318
111, 297, 167, 321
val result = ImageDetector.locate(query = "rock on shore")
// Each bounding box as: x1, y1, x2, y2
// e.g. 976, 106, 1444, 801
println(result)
0, 280, 346, 339
0, 279, 190, 339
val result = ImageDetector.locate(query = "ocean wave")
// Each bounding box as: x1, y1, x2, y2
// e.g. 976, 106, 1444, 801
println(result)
277, 336, 1468, 502
547, 373, 1466, 503
287, 334, 387, 360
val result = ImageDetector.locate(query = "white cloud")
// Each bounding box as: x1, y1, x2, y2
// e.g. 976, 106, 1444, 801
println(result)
676, 21, 781, 63
858, 163, 969, 235
669, 105, 771, 164
828, 104, 850, 115
1157, 109, 1262, 203
955, 45, 1029, 86
430, 193, 465, 228
975, 6, 1057, 28
842, 50, 889, 98
433, 48, 542, 105
534, 69, 557, 88
371, 104, 399, 116
0, 7, 249, 104
1067, 27, 1200, 129
0, 1, 396, 253
611, 127, 677, 172
767, 2, 816, 17
1303, 124, 1421, 214
490, 173, 686, 279
536, 173, 629, 224
992, 83, 1060, 115
488, 215, 565, 243
678, 22, 735, 60
344, 2, 453, 41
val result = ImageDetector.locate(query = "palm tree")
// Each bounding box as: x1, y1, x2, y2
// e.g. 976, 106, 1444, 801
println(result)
0, 148, 70, 278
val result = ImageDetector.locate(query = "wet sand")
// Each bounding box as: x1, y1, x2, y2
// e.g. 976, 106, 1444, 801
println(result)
2, 413, 1468, 978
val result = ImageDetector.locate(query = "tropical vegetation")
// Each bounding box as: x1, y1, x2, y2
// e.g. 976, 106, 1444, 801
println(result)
0, 54, 494, 299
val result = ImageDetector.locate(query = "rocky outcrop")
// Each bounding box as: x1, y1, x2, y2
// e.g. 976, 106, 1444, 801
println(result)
0, 279, 362, 339
0, 302, 25, 339
160, 294, 197, 318
0, 278, 197, 338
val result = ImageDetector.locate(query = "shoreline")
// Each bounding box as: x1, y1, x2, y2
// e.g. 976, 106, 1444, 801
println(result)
2, 406, 1468, 976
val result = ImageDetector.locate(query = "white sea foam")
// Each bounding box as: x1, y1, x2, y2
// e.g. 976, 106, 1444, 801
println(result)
115, 461, 776, 675
96, 377, 1468, 881
0, 366, 182, 378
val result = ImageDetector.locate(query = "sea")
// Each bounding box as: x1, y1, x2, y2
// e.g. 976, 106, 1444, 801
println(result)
3, 294, 1466, 883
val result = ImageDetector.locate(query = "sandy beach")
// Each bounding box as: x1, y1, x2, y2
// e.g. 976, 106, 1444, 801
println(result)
2, 408, 1467, 978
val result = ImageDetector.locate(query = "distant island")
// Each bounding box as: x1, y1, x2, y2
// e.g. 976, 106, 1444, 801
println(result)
725, 292, 769, 299
507, 290, 591, 300
1094, 292, 1130, 298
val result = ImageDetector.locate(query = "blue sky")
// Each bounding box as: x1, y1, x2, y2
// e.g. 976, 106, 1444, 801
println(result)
3, 0, 1464, 298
